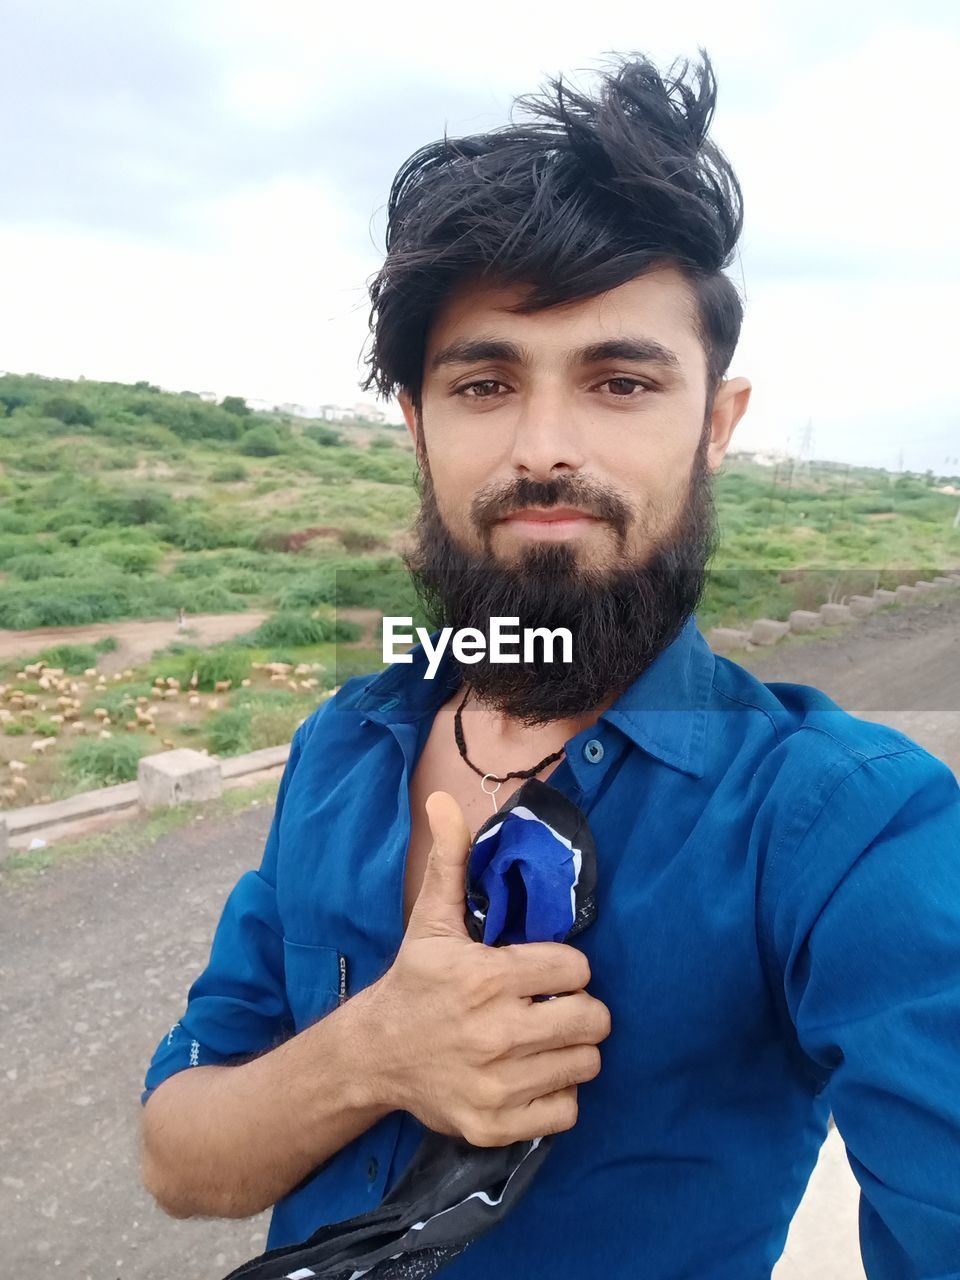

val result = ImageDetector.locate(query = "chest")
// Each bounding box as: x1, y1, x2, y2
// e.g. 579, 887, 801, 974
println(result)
402, 718, 554, 930
279, 720, 777, 1065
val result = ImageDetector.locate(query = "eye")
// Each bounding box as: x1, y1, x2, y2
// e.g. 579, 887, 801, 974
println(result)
603, 378, 648, 397
456, 379, 506, 398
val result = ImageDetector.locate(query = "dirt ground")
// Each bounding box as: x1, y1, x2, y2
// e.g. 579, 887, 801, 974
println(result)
0, 606, 385, 678
2, 596, 958, 1278
736, 592, 960, 776
0, 612, 271, 675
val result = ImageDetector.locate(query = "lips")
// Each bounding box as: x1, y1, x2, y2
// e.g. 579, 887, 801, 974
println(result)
499, 507, 598, 523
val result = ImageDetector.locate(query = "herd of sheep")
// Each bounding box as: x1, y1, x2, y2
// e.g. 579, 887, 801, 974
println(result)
1, 658, 330, 807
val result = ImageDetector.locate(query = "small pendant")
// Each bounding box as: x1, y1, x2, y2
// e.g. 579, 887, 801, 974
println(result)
480, 773, 503, 814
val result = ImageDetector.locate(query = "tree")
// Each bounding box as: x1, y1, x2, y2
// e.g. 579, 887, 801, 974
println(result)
41, 395, 96, 427
221, 395, 251, 417
239, 424, 282, 456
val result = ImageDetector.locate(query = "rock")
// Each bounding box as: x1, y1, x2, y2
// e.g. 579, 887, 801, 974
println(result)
896, 584, 919, 602
707, 627, 751, 653
138, 748, 223, 809
820, 602, 854, 625
788, 609, 822, 634
847, 595, 876, 618
750, 618, 790, 646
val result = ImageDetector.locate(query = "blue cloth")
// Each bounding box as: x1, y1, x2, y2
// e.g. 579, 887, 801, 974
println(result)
142, 613, 960, 1278
468, 802, 585, 945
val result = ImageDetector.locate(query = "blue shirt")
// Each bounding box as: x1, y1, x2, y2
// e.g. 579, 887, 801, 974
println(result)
142, 614, 960, 1278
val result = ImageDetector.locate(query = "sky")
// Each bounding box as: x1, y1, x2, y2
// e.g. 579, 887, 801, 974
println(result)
1, 0, 958, 473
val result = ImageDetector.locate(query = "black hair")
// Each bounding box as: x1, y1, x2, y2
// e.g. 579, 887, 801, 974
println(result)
361, 48, 744, 413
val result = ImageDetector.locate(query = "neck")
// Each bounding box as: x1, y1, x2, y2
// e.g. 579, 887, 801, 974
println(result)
464, 684, 622, 751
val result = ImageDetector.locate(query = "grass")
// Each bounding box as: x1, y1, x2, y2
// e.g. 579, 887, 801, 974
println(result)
1, 369, 958, 811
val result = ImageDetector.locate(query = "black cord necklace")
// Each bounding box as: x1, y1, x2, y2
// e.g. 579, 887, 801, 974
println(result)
454, 686, 566, 812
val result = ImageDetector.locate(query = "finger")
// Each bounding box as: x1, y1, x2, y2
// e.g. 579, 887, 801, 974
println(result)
405, 790, 473, 940
497, 941, 592, 997
489, 1045, 602, 1110
510, 991, 612, 1055
506, 1085, 581, 1143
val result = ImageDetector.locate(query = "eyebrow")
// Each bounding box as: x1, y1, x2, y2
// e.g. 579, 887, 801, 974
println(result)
428, 336, 683, 375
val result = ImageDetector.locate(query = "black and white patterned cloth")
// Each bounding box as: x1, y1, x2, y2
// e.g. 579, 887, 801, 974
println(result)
221, 778, 598, 1280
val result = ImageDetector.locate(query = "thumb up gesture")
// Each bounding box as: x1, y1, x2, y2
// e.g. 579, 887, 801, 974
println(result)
367, 792, 611, 1147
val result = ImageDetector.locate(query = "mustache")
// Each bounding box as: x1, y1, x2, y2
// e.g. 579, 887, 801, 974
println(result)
470, 476, 632, 542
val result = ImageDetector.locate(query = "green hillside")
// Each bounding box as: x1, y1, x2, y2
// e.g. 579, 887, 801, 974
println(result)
1, 371, 958, 811
1, 371, 957, 634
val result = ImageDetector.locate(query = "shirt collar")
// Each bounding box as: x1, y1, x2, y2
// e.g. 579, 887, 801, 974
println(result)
354, 613, 714, 779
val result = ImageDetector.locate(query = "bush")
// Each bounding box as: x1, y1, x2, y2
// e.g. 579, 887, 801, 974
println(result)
93, 635, 118, 653
96, 541, 162, 574
191, 646, 252, 691
211, 461, 248, 482
41, 395, 96, 427
240, 425, 283, 457
33, 643, 100, 673
221, 396, 251, 417
244, 612, 332, 646
64, 736, 151, 787
339, 526, 385, 553
207, 698, 305, 756
221, 570, 263, 595
206, 706, 253, 756
2, 722, 25, 736
303, 424, 342, 447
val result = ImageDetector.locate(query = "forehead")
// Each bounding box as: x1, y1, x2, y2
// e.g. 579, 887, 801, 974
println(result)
423, 265, 703, 371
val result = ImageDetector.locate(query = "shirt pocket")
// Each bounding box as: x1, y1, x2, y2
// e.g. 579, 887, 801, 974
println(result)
282, 939, 345, 1032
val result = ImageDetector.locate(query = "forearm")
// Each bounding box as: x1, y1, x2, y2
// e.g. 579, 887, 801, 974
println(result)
141, 986, 393, 1220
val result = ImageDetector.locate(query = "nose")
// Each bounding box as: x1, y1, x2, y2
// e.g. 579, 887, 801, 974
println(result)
507, 385, 587, 480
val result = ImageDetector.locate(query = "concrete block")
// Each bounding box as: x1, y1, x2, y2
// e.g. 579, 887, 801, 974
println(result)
931, 576, 959, 588
913, 580, 938, 592
138, 748, 222, 810
788, 609, 823, 634
895, 585, 919, 602
847, 595, 877, 618
872, 589, 897, 604
819, 602, 854, 625
0, 818, 8, 861
708, 627, 751, 653
750, 618, 790, 646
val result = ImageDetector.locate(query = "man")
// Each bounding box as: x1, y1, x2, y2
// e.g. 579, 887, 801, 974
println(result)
140, 51, 960, 1277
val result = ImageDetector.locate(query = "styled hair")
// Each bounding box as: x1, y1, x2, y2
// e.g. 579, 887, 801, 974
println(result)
361, 49, 744, 413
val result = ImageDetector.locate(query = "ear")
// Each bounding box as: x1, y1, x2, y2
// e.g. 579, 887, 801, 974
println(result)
397, 389, 428, 470
705, 376, 751, 472
397, 390, 419, 446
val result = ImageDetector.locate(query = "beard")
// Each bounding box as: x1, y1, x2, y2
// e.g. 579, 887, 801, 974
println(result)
402, 428, 718, 726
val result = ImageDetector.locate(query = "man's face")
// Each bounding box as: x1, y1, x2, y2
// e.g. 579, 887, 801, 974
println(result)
402, 265, 748, 573
397, 265, 751, 722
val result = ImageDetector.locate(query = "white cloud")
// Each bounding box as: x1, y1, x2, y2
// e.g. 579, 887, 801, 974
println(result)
2, 3, 957, 469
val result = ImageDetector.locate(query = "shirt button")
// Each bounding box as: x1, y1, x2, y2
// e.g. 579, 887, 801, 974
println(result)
583, 739, 604, 764
367, 1157, 379, 1182
378, 697, 399, 712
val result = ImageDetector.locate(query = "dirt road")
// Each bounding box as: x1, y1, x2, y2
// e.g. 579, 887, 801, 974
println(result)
0, 612, 270, 675
737, 592, 960, 776
2, 597, 958, 1278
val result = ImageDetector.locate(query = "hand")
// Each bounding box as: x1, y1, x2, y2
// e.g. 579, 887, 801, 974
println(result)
366, 791, 611, 1147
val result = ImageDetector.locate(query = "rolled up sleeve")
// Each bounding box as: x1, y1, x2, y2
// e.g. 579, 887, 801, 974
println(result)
141, 724, 304, 1105
763, 747, 960, 1278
